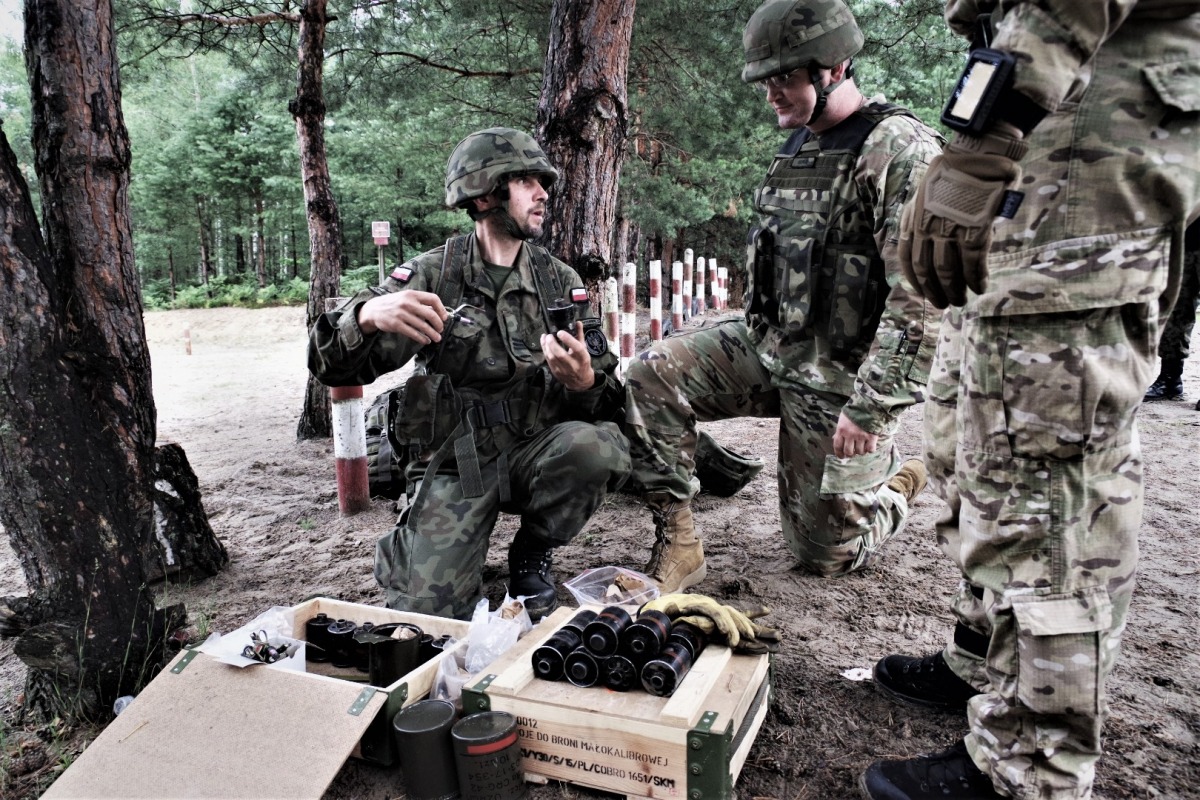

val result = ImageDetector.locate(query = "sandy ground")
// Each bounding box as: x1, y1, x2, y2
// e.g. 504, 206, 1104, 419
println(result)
1, 304, 1197, 799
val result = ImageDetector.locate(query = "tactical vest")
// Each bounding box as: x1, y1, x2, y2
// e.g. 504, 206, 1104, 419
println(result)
746, 103, 913, 356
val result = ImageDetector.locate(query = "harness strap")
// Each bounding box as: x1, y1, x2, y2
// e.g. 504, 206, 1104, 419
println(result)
527, 244, 565, 334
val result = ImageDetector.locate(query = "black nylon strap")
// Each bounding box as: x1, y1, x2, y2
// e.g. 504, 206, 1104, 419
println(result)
527, 244, 564, 334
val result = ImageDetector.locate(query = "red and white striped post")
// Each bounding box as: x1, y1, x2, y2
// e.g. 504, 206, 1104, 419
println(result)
621, 262, 637, 376
603, 276, 619, 354
326, 297, 370, 515
695, 257, 707, 315
671, 261, 684, 332
682, 249, 694, 321
649, 259, 663, 341
331, 385, 371, 515
709, 258, 721, 311
717, 265, 729, 310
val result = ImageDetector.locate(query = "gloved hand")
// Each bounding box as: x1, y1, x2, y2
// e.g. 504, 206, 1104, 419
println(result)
640, 593, 781, 655
899, 125, 1028, 308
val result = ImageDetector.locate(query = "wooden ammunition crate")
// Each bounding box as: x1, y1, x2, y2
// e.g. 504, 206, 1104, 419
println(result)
461, 606, 772, 800
43, 597, 469, 800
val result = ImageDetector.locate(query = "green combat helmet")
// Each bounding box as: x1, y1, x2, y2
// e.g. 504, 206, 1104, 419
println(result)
444, 127, 559, 208
741, 0, 864, 83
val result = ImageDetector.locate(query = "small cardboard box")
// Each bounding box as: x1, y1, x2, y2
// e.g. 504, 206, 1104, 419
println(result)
461, 606, 772, 800
42, 597, 469, 800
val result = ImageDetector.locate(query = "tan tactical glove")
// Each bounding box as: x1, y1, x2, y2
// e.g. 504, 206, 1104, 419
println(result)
899, 125, 1028, 308
641, 593, 781, 655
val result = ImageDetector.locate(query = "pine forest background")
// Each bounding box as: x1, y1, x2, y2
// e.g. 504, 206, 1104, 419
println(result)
0, 0, 961, 311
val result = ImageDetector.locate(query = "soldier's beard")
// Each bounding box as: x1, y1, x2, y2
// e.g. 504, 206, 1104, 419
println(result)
496, 204, 542, 241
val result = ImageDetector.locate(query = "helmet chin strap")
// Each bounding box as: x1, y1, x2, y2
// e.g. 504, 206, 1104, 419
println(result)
479, 199, 531, 242
804, 60, 855, 127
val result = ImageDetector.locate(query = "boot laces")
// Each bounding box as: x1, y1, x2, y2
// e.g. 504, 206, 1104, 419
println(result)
511, 551, 552, 578
902, 652, 942, 675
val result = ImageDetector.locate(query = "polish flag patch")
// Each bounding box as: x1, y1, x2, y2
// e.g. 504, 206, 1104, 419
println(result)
390, 266, 414, 283
570, 287, 588, 303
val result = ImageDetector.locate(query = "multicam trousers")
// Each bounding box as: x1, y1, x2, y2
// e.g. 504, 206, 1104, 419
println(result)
624, 318, 910, 576
927, 16, 1200, 800
374, 420, 630, 619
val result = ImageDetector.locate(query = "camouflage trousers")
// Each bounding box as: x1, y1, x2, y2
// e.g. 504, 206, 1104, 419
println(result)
624, 318, 910, 576
923, 16, 1200, 797
1158, 239, 1199, 362
374, 420, 630, 619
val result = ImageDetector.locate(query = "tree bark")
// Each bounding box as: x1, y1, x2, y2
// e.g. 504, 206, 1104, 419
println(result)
535, 0, 635, 299
145, 443, 228, 583
291, 0, 341, 440
0, 0, 180, 721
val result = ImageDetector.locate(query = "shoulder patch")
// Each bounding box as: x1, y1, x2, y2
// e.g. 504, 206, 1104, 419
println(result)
570, 287, 588, 303
390, 266, 414, 283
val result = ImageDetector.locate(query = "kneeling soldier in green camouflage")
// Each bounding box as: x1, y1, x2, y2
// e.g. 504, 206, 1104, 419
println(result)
308, 128, 630, 620
624, 0, 943, 593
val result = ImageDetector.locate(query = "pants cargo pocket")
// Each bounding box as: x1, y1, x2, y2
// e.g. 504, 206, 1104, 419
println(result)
1011, 587, 1113, 717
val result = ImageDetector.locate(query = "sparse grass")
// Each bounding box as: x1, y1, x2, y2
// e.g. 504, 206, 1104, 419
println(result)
298, 517, 317, 531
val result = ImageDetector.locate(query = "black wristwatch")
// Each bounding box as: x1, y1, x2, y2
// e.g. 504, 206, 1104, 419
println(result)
941, 47, 1047, 136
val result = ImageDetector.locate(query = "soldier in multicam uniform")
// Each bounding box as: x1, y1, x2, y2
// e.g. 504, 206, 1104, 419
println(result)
308, 128, 630, 621
863, 2, 1200, 799
1143, 221, 1199, 403
622, 0, 943, 594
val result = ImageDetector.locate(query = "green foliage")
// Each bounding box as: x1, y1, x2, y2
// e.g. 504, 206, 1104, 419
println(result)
7, 1, 962, 309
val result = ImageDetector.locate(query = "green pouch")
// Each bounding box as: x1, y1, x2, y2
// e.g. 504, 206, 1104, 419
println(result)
391, 373, 458, 451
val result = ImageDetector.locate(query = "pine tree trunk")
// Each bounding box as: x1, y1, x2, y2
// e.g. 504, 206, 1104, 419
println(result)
536, 0, 635, 293
1, 0, 183, 721
291, 0, 340, 440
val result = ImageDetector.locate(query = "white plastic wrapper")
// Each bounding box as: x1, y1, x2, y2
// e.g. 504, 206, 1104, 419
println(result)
194, 605, 306, 671
464, 595, 529, 674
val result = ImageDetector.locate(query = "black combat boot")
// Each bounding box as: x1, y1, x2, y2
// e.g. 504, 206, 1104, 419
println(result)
507, 530, 558, 621
873, 651, 981, 713
1144, 358, 1185, 401
860, 741, 1005, 800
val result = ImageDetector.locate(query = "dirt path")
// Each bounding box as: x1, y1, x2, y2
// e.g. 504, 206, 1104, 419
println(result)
2, 305, 1196, 799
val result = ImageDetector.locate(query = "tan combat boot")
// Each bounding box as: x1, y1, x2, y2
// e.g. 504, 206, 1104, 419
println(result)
644, 494, 707, 593
887, 458, 928, 505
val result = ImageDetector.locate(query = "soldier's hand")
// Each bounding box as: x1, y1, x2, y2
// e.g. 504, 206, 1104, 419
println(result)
542, 321, 596, 391
357, 290, 448, 343
899, 125, 1028, 308
832, 412, 878, 458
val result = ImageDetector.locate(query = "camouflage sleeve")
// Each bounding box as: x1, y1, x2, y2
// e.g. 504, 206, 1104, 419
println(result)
961, 0, 1143, 114
843, 114, 945, 434
944, 0, 990, 38
306, 253, 440, 387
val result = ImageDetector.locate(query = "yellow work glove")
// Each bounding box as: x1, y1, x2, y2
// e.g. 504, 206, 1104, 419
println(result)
642, 593, 781, 654
899, 125, 1028, 308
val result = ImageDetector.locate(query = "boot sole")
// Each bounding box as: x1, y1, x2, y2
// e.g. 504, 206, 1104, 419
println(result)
656, 562, 708, 594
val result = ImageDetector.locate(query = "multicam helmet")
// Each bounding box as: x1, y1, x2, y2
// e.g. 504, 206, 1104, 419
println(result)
444, 127, 559, 208
741, 0, 864, 84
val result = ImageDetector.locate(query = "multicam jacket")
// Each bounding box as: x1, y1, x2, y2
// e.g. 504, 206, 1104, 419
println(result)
946, 0, 1200, 115
746, 100, 945, 434
308, 235, 623, 467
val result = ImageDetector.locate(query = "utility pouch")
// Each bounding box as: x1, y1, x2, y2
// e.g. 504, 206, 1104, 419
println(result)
826, 249, 885, 356
747, 226, 776, 318
391, 373, 458, 451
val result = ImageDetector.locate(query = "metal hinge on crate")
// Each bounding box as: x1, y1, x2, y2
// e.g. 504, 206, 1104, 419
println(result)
348, 687, 377, 716
170, 649, 200, 674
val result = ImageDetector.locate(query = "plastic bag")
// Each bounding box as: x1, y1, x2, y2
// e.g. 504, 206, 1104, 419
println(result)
563, 566, 659, 608
194, 606, 306, 671
432, 638, 469, 710
464, 595, 529, 674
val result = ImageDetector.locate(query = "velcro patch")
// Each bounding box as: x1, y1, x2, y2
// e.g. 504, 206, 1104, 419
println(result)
390, 266, 414, 283
570, 287, 588, 303
999, 190, 1024, 219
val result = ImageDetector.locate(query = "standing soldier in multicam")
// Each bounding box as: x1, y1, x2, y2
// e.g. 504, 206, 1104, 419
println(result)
308, 128, 630, 621
1143, 221, 1199, 403
623, 0, 944, 593
862, 2, 1200, 799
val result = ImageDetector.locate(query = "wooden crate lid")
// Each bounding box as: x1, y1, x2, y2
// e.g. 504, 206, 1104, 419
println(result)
42, 649, 386, 800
